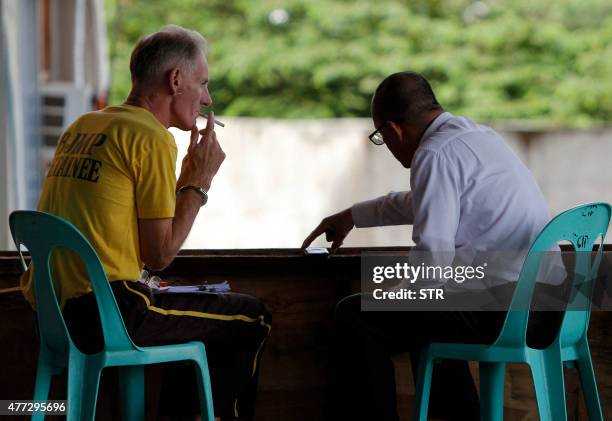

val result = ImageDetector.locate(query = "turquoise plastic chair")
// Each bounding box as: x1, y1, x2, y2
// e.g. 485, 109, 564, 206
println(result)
9, 210, 215, 421
412, 202, 611, 421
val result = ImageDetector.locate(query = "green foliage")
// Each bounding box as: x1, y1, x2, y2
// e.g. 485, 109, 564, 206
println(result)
106, 0, 612, 126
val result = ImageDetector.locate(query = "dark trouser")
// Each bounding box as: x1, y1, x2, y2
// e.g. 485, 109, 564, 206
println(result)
325, 291, 564, 421
62, 280, 272, 420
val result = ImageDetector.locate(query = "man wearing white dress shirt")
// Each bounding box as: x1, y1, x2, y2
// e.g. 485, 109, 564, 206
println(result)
302, 71, 563, 420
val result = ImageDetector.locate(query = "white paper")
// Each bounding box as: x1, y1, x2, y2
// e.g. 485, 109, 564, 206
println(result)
153, 280, 231, 294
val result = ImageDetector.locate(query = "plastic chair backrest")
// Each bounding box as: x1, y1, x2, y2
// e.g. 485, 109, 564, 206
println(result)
493, 203, 611, 349
9, 210, 136, 353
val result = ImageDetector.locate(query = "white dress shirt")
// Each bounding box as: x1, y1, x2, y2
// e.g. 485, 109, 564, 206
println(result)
352, 112, 559, 287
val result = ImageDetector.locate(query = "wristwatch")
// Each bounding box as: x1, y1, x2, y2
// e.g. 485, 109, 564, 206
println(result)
177, 185, 208, 206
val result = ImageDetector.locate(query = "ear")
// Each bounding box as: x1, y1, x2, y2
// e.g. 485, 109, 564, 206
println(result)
168, 67, 182, 96
387, 120, 404, 140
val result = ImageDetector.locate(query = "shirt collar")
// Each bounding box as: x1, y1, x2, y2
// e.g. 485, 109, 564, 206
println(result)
419, 111, 453, 144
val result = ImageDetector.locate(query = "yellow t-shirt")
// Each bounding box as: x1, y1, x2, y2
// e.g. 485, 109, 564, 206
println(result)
20, 104, 177, 309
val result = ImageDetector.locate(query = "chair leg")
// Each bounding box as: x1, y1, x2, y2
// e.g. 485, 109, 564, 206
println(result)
32, 351, 56, 421
529, 349, 568, 421
412, 347, 435, 421
67, 356, 101, 421
118, 366, 145, 421
575, 342, 604, 421
479, 362, 505, 421
192, 355, 215, 421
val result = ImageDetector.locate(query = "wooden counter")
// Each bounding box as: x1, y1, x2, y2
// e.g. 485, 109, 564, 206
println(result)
1, 249, 610, 420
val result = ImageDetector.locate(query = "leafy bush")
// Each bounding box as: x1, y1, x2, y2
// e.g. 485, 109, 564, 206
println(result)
106, 0, 612, 127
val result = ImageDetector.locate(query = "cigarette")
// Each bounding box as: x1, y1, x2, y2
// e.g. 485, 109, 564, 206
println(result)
198, 111, 225, 127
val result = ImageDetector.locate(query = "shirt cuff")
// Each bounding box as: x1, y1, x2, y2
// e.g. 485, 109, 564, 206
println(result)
351, 198, 383, 228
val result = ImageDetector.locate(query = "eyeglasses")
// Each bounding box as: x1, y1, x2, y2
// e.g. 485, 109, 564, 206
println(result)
368, 122, 387, 145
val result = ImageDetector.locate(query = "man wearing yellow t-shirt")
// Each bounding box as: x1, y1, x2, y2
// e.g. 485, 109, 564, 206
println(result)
20, 25, 270, 421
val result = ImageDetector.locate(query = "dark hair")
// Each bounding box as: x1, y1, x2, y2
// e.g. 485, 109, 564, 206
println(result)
129, 25, 207, 85
372, 71, 443, 125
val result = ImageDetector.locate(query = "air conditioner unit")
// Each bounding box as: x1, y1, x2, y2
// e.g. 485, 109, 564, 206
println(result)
40, 82, 93, 172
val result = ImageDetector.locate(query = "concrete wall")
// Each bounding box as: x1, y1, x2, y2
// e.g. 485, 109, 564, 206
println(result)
168, 118, 612, 249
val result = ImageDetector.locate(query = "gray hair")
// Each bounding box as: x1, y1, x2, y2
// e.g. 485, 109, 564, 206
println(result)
129, 25, 207, 85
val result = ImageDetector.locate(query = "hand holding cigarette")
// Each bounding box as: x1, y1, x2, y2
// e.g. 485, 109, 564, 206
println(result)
177, 111, 226, 192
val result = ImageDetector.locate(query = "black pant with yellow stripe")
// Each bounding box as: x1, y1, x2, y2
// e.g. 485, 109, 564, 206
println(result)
62, 280, 272, 420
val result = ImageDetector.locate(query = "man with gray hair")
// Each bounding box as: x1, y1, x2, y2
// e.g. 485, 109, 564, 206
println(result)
21, 25, 270, 421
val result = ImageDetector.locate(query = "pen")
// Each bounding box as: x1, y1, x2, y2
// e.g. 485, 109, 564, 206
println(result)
198, 110, 225, 127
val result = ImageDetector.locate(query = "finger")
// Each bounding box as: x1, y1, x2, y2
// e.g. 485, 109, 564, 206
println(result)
301, 232, 318, 250
201, 132, 221, 155
197, 111, 216, 145
211, 130, 219, 146
189, 125, 198, 152
301, 223, 326, 249
330, 239, 343, 254
325, 228, 337, 242
204, 110, 215, 133
198, 129, 210, 147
